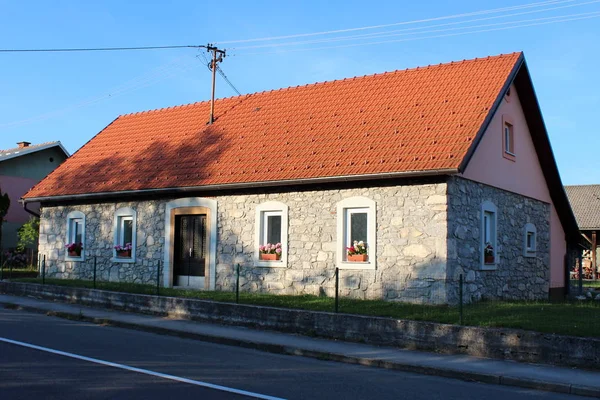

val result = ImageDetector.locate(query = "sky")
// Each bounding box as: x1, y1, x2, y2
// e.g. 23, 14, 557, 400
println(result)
0, 0, 598, 185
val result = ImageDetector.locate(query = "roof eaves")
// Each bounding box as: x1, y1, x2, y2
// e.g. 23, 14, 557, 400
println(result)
23, 168, 459, 203
513, 59, 580, 241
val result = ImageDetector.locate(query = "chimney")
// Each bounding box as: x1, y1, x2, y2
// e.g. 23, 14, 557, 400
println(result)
17, 141, 31, 148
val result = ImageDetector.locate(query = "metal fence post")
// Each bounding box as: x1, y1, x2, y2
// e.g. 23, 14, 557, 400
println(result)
579, 252, 584, 296
42, 255, 46, 284
93, 256, 97, 289
335, 267, 339, 313
235, 264, 240, 304
459, 274, 464, 325
156, 260, 161, 296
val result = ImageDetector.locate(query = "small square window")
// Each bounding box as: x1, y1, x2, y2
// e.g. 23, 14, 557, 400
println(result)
524, 223, 537, 257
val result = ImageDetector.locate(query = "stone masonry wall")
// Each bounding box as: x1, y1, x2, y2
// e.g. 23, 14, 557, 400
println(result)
446, 176, 550, 303
39, 202, 165, 284
216, 184, 448, 303
38, 182, 450, 303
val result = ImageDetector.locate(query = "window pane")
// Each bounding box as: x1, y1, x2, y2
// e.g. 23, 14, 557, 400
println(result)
123, 219, 133, 245
72, 219, 83, 244
350, 212, 368, 244
484, 214, 490, 243
267, 215, 281, 244
527, 232, 534, 249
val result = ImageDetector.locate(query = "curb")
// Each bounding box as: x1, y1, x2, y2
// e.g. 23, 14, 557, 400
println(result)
3, 301, 599, 398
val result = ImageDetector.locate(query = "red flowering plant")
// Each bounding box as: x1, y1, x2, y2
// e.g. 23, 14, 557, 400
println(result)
346, 241, 367, 256
65, 242, 83, 256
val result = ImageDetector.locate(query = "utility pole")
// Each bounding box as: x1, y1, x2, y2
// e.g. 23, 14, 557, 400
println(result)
207, 44, 225, 124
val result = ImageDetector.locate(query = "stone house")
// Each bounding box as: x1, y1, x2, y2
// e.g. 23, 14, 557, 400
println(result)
0, 141, 69, 251
22, 52, 579, 303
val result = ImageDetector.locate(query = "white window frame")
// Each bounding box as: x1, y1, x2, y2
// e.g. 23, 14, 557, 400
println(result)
337, 196, 376, 270
524, 223, 537, 257
480, 201, 498, 270
502, 114, 516, 160
255, 201, 288, 268
65, 210, 85, 261
112, 207, 137, 263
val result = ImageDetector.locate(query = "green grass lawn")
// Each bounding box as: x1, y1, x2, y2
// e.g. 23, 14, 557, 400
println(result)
571, 279, 600, 288
11, 277, 600, 338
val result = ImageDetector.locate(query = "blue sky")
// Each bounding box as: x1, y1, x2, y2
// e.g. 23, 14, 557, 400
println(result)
0, 0, 598, 184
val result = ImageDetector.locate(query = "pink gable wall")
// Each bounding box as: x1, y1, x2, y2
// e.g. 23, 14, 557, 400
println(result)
462, 84, 566, 288
0, 175, 39, 223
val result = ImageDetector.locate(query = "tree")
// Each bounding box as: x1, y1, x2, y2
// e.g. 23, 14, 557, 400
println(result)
0, 185, 10, 254
17, 217, 40, 252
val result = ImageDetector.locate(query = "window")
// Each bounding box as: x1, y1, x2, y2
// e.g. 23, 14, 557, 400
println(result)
346, 208, 368, 249
504, 124, 514, 155
481, 201, 497, 269
502, 115, 515, 161
524, 223, 537, 257
255, 201, 288, 267
113, 207, 137, 262
66, 211, 85, 260
263, 211, 282, 245
337, 196, 376, 269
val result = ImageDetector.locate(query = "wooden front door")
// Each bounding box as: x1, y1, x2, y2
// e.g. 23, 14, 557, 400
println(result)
173, 214, 207, 287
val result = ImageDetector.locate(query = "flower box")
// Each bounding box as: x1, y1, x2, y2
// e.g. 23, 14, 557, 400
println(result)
116, 249, 131, 258
348, 254, 368, 262
484, 255, 495, 264
260, 253, 280, 261
68, 250, 81, 257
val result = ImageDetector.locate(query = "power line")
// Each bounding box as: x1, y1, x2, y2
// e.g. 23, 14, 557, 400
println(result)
198, 52, 241, 95
216, 68, 241, 96
0, 45, 205, 53
234, 11, 600, 56
231, 0, 600, 51
216, 0, 574, 44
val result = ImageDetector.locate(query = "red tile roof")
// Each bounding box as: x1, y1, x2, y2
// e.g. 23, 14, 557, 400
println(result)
24, 52, 522, 199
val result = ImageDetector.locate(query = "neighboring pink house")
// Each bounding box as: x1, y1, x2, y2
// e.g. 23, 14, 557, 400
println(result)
0, 141, 69, 250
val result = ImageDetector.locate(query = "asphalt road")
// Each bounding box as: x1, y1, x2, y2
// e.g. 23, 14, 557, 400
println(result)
0, 307, 583, 400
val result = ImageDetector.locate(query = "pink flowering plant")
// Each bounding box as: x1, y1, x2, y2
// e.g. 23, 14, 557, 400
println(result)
259, 243, 282, 255
347, 240, 367, 256
114, 243, 132, 252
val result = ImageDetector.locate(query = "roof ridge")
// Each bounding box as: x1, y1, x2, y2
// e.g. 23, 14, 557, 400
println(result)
0, 140, 60, 153
118, 52, 521, 118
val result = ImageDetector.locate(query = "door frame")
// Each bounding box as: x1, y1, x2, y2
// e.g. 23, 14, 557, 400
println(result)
164, 198, 217, 290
